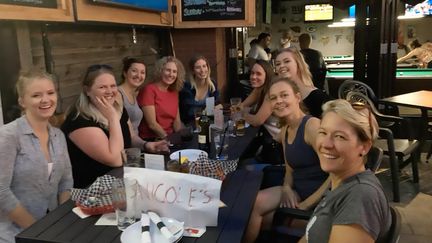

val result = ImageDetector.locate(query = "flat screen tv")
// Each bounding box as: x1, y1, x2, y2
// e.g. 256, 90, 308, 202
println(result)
405, 0, 432, 16
304, 3, 333, 22
92, 0, 168, 12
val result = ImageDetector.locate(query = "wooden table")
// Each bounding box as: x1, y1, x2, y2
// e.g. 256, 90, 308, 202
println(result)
16, 127, 261, 243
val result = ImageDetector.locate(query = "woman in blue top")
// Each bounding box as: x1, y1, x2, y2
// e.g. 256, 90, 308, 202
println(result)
243, 77, 328, 243
179, 55, 218, 124
0, 70, 73, 243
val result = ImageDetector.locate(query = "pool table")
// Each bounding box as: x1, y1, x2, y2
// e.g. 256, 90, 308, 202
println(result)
326, 68, 432, 97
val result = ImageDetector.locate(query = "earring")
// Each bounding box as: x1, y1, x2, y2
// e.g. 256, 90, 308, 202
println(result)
359, 153, 363, 157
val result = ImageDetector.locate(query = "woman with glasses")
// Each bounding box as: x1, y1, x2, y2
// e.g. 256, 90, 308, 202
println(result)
179, 55, 218, 125
0, 70, 73, 242
274, 48, 333, 118
61, 65, 167, 188
244, 77, 328, 243
137, 56, 185, 140
300, 99, 390, 243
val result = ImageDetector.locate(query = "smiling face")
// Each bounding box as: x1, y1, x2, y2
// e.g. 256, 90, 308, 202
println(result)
193, 59, 209, 81
160, 61, 178, 87
124, 62, 146, 88
316, 111, 369, 175
275, 51, 298, 80
19, 78, 57, 121
250, 63, 266, 88
268, 81, 301, 118
86, 73, 118, 105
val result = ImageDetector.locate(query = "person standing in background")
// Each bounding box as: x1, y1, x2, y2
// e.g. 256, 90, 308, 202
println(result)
137, 56, 185, 140
247, 32, 271, 68
298, 33, 327, 90
397, 39, 432, 68
0, 70, 73, 242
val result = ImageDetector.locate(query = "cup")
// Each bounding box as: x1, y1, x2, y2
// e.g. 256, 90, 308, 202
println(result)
167, 159, 181, 172
122, 148, 141, 167
194, 109, 202, 133
112, 178, 137, 230
235, 118, 246, 137
212, 128, 229, 160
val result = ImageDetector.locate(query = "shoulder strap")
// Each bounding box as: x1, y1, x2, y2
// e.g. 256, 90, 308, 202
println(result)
280, 125, 294, 187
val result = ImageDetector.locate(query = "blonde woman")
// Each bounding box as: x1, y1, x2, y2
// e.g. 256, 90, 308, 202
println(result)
274, 48, 333, 118
137, 56, 185, 139
179, 55, 218, 124
300, 99, 390, 243
62, 65, 167, 188
0, 70, 73, 242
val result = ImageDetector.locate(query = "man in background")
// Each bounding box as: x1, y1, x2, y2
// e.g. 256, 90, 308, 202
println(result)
299, 33, 327, 90
247, 32, 271, 68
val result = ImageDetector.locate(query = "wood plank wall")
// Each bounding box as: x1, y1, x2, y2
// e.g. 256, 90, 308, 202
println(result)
26, 23, 165, 112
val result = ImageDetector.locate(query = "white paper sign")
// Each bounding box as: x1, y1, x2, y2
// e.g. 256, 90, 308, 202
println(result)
205, 97, 215, 116
213, 107, 224, 130
124, 167, 222, 227
144, 153, 165, 170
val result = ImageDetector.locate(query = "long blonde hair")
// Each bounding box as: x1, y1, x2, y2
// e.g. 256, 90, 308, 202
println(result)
188, 55, 216, 92
275, 48, 314, 87
69, 64, 122, 128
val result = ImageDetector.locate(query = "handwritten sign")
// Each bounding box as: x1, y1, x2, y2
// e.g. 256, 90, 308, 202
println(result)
125, 167, 222, 227
181, 0, 245, 21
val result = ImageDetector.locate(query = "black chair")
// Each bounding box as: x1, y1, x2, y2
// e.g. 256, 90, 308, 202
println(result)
270, 146, 384, 240
381, 206, 402, 243
346, 91, 420, 202
427, 122, 432, 162
338, 80, 400, 130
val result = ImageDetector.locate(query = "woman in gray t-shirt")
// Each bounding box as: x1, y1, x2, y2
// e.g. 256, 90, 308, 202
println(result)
301, 99, 391, 243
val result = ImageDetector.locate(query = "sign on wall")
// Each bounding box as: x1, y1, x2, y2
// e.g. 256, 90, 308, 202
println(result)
0, 0, 57, 8
181, 0, 244, 21
92, 0, 169, 12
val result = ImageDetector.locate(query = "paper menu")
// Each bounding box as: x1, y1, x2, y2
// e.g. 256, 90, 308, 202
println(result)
205, 97, 215, 116
144, 154, 165, 170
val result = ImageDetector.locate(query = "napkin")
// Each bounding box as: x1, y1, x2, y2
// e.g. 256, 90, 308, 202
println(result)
141, 213, 151, 243
148, 212, 174, 241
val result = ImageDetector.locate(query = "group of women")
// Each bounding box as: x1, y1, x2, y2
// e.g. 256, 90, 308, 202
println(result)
0, 48, 391, 243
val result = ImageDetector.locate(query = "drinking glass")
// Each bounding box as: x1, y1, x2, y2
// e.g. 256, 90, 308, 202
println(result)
212, 128, 229, 160
194, 109, 202, 133
122, 148, 141, 167
112, 178, 136, 230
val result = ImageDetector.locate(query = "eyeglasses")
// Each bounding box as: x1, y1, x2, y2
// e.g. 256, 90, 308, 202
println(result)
350, 101, 374, 140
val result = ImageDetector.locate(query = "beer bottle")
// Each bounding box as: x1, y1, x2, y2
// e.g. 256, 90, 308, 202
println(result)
198, 110, 210, 152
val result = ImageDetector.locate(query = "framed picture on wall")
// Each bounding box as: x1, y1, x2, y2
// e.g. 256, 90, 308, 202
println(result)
0, 0, 74, 21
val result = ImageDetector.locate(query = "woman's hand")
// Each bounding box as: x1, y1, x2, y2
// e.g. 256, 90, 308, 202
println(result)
146, 140, 169, 153
92, 96, 119, 122
280, 185, 300, 208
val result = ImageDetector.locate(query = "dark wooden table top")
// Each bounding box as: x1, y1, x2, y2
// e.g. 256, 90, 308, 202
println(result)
16, 127, 261, 243
380, 90, 432, 110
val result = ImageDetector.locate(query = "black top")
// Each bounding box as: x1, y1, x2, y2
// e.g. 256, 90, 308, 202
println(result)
300, 48, 327, 90
179, 81, 219, 124
303, 89, 333, 118
61, 107, 131, 188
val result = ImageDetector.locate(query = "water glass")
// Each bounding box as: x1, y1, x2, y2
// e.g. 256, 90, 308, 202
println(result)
213, 129, 229, 160
122, 148, 141, 167
112, 178, 136, 230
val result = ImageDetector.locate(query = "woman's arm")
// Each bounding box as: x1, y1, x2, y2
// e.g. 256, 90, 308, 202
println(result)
397, 48, 418, 63
243, 97, 272, 127
141, 105, 167, 138
304, 117, 321, 151
58, 191, 71, 204
128, 119, 169, 153
241, 89, 258, 108
173, 109, 183, 132
8, 205, 36, 228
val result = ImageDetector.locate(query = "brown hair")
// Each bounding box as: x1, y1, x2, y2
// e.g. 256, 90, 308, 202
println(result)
188, 55, 215, 92
251, 60, 275, 114
120, 56, 146, 83
275, 48, 314, 87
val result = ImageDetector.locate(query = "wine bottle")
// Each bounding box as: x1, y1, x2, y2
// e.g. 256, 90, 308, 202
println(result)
198, 111, 210, 152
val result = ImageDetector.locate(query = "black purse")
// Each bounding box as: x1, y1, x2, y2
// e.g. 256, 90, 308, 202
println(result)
240, 126, 284, 165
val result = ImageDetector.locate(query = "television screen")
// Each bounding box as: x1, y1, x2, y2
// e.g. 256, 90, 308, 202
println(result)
405, 0, 432, 16
92, 0, 168, 12
304, 3, 333, 22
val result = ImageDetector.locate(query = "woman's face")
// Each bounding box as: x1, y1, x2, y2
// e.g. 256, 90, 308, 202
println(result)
268, 81, 301, 118
275, 51, 298, 80
161, 61, 178, 86
19, 78, 57, 120
193, 59, 209, 81
86, 73, 118, 105
124, 63, 146, 88
316, 111, 369, 175
250, 63, 266, 88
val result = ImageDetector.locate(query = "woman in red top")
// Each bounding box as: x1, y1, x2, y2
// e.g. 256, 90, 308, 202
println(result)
137, 56, 185, 140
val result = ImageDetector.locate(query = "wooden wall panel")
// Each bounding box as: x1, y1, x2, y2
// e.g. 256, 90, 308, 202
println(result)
27, 23, 162, 112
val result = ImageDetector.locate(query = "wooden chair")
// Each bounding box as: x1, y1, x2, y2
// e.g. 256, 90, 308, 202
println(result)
346, 91, 420, 202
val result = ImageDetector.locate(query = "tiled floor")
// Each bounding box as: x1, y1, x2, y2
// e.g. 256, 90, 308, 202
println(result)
376, 153, 432, 243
